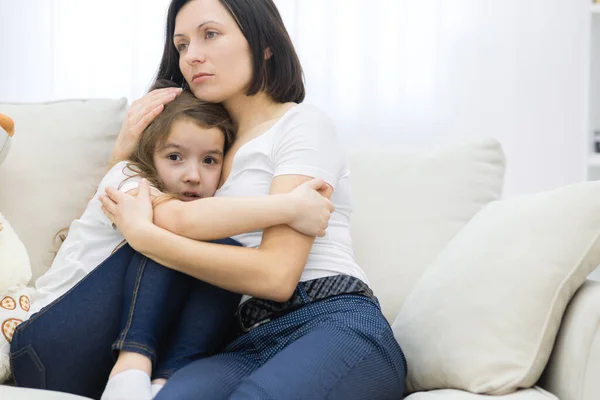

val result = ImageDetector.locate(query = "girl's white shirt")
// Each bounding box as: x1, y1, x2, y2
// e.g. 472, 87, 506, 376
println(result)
28, 161, 140, 317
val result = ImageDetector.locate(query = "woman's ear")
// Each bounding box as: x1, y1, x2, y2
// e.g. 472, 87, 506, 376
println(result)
264, 47, 273, 60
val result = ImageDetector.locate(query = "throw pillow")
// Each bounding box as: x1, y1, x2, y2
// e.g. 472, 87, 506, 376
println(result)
0, 99, 127, 280
393, 181, 600, 394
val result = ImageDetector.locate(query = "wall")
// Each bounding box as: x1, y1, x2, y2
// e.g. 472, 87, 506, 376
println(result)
0, 0, 591, 197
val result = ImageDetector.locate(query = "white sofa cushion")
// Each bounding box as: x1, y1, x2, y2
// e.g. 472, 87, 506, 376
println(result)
404, 387, 557, 400
0, 99, 127, 281
393, 182, 600, 395
0, 386, 91, 400
348, 138, 505, 321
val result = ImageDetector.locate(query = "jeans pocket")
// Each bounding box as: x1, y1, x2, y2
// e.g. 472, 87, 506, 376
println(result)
10, 344, 46, 389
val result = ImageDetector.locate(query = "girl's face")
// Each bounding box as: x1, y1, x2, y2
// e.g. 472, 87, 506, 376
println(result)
174, 0, 253, 103
153, 118, 225, 201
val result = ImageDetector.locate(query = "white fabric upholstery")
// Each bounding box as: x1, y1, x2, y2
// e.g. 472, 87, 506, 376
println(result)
404, 386, 557, 400
348, 138, 505, 321
0, 385, 90, 399
393, 182, 600, 395
0, 100, 592, 400
539, 280, 600, 400
0, 99, 128, 281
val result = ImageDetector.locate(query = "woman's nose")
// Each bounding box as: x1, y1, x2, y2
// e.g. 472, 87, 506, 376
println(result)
184, 40, 206, 65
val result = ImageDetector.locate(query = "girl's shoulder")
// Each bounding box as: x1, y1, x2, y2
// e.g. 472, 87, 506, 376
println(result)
99, 161, 140, 192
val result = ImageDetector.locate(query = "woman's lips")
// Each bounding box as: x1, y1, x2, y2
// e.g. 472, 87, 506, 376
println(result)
192, 74, 214, 84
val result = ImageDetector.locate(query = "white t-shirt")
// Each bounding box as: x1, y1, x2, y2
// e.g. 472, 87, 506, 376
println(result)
30, 104, 367, 314
29, 161, 140, 317
215, 103, 368, 302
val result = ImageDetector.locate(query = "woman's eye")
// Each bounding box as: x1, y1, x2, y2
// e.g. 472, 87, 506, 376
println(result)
176, 43, 188, 52
205, 31, 218, 40
204, 157, 217, 165
168, 154, 182, 161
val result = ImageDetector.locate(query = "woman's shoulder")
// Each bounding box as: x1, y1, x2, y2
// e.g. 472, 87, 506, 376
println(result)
283, 103, 334, 126
273, 103, 338, 141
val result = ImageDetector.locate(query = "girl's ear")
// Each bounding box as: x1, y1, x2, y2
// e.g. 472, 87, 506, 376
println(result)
264, 47, 273, 60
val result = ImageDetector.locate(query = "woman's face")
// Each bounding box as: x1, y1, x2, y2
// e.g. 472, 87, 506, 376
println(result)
174, 0, 253, 103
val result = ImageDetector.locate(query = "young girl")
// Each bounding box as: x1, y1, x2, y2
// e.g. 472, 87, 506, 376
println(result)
10, 80, 333, 399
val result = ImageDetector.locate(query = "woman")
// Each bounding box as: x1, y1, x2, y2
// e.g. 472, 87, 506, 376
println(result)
102, 0, 407, 398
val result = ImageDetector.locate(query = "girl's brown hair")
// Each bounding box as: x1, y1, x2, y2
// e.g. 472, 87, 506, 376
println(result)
124, 79, 235, 192
53, 80, 234, 253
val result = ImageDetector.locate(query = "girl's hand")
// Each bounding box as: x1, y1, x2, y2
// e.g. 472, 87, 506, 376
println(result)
110, 87, 182, 165
99, 179, 155, 250
287, 178, 335, 237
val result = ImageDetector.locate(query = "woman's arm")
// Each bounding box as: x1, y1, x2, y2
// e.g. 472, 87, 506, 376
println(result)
103, 176, 332, 301
150, 178, 333, 240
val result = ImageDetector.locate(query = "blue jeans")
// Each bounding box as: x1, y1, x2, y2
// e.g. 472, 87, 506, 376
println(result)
10, 240, 241, 399
155, 293, 408, 400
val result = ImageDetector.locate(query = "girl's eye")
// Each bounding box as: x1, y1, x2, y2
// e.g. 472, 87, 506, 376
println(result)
205, 31, 218, 40
204, 157, 217, 165
176, 43, 188, 52
168, 154, 182, 161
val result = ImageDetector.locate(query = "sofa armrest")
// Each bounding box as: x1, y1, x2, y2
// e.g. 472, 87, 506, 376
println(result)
538, 279, 600, 400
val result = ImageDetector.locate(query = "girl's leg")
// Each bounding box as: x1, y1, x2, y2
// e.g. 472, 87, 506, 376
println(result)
10, 244, 136, 399
151, 238, 242, 391
109, 255, 193, 377
102, 253, 196, 400
152, 272, 242, 380
109, 238, 242, 394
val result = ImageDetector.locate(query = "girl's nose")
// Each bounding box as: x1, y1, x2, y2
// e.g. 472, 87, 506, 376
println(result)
183, 166, 201, 183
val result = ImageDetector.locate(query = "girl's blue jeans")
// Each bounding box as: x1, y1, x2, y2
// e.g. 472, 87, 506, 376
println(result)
10, 240, 241, 399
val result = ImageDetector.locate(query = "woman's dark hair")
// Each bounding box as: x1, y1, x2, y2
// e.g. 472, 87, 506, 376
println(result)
156, 0, 305, 103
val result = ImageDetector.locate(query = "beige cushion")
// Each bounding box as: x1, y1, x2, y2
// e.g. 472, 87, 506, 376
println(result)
349, 138, 505, 321
0, 385, 91, 400
0, 99, 127, 281
404, 387, 557, 400
393, 182, 600, 395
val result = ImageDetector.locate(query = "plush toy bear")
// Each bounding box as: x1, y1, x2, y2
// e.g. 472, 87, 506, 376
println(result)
0, 114, 35, 383
0, 114, 14, 165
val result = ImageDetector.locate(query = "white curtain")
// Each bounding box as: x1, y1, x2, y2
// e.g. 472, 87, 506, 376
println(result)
0, 0, 589, 195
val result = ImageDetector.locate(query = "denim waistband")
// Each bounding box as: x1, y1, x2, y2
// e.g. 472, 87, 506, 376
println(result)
236, 275, 375, 332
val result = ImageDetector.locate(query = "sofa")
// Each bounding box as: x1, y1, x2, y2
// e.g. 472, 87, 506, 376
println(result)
0, 98, 599, 399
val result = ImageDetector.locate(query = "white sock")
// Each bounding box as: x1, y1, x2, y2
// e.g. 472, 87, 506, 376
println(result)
151, 383, 164, 398
101, 369, 152, 400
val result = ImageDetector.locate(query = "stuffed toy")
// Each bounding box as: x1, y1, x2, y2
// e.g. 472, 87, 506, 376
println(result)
0, 114, 35, 383
0, 114, 14, 165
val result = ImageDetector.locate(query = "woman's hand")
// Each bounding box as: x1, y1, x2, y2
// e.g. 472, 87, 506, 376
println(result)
286, 178, 335, 237
99, 179, 156, 250
109, 87, 182, 165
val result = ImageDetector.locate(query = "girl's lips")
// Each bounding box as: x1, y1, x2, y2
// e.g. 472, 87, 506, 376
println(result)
180, 192, 201, 202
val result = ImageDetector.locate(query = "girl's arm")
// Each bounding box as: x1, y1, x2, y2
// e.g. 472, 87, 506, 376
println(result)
150, 178, 333, 240
101, 175, 332, 302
